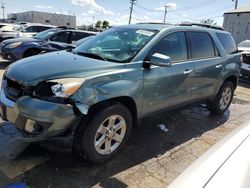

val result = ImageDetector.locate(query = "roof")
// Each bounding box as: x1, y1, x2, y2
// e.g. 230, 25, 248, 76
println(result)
114, 22, 226, 32
224, 5, 250, 14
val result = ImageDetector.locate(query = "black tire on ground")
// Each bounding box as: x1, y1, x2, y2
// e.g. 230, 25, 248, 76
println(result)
73, 103, 133, 164
207, 81, 235, 115
23, 49, 41, 58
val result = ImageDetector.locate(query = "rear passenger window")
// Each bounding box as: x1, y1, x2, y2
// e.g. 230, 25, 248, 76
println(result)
70, 32, 89, 42
38, 26, 51, 32
189, 32, 216, 59
50, 31, 70, 43
25, 26, 37, 32
216, 33, 237, 54
151, 32, 188, 62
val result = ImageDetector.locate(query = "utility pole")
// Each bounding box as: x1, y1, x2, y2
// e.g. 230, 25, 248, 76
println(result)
232, 0, 239, 9
128, 0, 136, 24
1, 3, 5, 19
163, 5, 168, 23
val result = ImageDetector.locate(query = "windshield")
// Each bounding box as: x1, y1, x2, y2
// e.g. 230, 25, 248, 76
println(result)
73, 28, 158, 63
34, 29, 59, 40
238, 40, 250, 48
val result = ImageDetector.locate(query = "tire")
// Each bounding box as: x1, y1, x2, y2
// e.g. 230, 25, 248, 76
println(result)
73, 103, 133, 164
23, 49, 41, 58
207, 81, 235, 115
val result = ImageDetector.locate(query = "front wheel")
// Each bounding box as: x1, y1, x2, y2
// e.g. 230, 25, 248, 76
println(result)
207, 81, 235, 115
74, 103, 132, 164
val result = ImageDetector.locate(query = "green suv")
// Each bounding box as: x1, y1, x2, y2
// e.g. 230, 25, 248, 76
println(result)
0, 23, 241, 163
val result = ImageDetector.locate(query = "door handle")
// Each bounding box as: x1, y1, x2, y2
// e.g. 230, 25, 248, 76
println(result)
183, 70, 193, 75
215, 64, 222, 68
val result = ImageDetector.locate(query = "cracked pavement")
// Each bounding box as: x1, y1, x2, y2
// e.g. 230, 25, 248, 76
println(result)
1, 60, 250, 188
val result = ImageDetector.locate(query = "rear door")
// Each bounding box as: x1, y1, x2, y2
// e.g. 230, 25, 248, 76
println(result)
188, 31, 223, 100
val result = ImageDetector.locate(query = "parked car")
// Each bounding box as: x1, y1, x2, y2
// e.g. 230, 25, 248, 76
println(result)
238, 40, 250, 80
40, 36, 95, 54
168, 121, 250, 188
17, 24, 55, 38
0, 24, 22, 41
0, 23, 241, 164
0, 29, 96, 60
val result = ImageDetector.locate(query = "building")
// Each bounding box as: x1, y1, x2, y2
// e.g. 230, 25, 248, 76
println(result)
7, 11, 76, 28
223, 5, 250, 44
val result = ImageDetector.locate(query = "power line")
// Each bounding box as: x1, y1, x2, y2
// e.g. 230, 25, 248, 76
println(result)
128, 0, 136, 24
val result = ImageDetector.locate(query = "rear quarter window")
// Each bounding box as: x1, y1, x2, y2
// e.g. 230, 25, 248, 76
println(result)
216, 33, 237, 54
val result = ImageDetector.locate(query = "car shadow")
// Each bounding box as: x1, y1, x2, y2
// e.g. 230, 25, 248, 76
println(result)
0, 60, 11, 70
17, 105, 230, 188
238, 80, 250, 89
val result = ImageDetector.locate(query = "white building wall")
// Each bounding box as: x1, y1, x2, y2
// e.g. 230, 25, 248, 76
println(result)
8, 11, 76, 28
223, 12, 250, 44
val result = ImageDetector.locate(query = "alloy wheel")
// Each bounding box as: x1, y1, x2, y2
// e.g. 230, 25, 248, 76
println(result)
94, 115, 126, 155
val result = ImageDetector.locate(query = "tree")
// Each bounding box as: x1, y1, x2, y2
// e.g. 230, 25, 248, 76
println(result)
201, 19, 217, 25
102, 20, 110, 29
95, 20, 102, 29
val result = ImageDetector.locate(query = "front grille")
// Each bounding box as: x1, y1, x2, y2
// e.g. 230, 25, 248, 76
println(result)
3, 76, 33, 102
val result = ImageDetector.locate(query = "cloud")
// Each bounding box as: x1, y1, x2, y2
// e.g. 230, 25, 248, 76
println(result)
35, 5, 53, 9
155, 2, 176, 11
111, 14, 159, 25
71, 0, 114, 15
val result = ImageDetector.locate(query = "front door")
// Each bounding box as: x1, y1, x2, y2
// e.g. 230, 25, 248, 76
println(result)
143, 31, 194, 114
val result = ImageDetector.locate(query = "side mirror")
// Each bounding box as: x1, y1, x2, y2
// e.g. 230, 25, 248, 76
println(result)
149, 53, 172, 67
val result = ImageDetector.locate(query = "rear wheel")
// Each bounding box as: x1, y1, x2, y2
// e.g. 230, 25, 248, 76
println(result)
23, 49, 41, 58
207, 81, 235, 115
73, 103, 132, 164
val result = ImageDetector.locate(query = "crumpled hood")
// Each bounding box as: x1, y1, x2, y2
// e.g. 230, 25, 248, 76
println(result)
6, 51, 125, 86
3, 37, 42, 44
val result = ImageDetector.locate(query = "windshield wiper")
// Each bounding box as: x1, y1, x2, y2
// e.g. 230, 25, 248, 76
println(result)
75, 51, 107, 61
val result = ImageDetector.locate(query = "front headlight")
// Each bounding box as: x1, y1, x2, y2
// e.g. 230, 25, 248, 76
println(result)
6, 42, 22, 48
35, 78, 86, 98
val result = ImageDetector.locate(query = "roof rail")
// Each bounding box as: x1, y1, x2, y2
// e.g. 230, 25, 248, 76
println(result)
177, 22, 224, 31
136, 22, 173, 25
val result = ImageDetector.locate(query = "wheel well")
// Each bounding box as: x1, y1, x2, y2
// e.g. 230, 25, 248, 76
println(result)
88, 97, 138, 125
224, 75, 238, 89
24, 48, 41, 57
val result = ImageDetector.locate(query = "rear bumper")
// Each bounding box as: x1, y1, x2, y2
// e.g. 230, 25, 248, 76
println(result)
0, 89, 77, 142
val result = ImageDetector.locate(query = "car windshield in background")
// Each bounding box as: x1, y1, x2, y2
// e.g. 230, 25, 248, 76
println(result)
238, 40, 250, 48
73, 28, 157, 63
34, 29, 59, 40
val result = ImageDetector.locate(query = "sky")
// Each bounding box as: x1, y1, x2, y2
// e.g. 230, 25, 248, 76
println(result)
2, 0, 250, 26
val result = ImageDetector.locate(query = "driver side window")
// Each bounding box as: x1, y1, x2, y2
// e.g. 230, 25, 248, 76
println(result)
151, 32, 188, 63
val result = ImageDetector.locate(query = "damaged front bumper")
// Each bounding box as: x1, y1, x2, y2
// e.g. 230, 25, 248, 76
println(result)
0, 89, 87, 142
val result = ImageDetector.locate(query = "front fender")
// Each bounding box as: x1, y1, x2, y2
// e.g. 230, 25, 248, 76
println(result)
70, 69, 143, 116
